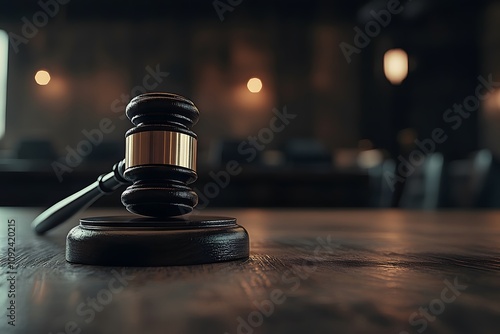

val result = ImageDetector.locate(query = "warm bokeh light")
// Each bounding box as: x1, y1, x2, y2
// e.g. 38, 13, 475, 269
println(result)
35, 70, 51, 85
357, 149, 383, 169
384, 49, 408, 85
494, 90, 500, 110
483, 90, 500, 117
247, 77, 262, 93
398, 128, 417, 148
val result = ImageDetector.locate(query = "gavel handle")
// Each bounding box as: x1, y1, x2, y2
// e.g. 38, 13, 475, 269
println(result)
32, 160, 130, 235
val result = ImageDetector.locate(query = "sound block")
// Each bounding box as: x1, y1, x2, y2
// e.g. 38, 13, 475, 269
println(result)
66, 215, 249, 266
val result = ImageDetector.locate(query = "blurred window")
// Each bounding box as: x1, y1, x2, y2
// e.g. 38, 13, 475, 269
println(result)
0, 30, 8, 139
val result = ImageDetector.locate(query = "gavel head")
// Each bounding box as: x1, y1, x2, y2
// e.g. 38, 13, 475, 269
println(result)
121, 92, 199, 217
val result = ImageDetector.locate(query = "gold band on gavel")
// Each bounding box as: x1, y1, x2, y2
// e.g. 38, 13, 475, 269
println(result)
125, 131, 197, 171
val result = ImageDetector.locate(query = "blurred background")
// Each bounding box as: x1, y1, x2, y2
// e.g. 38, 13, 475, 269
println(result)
1, 0, 500, 209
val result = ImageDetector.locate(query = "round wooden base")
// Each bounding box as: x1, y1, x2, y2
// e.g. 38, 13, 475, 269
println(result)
66, 215, 249, 266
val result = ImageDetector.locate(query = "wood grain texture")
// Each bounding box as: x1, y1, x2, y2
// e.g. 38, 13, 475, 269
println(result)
1, 208, 500, 334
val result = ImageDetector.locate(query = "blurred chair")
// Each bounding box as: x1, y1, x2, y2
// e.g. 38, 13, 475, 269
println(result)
447, 157, 475, 207
13, 139, 57, 160
282, 139, 331, 166
83, 141, 124, 163
399, 153, 445, 209
209, 139, 262, 166
366, 158, 395, 207
472, 149, 500, 208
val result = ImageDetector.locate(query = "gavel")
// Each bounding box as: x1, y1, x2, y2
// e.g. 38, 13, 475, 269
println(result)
32, 93, 249, 266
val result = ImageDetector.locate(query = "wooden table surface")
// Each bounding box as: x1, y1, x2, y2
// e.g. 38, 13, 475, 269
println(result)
1, 208, 500, 334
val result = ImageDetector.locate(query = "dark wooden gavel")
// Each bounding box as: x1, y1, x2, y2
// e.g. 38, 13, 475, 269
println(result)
32, 93, 249, 266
